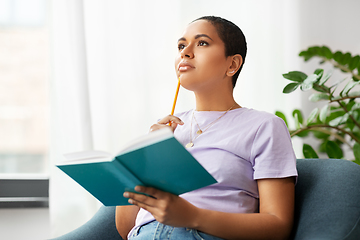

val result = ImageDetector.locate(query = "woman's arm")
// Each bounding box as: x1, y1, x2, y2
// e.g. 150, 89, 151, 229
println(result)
124, 177, 295, 240
115, 205, 140, 240
193, 177, 295, 240
115, 115, 184, 239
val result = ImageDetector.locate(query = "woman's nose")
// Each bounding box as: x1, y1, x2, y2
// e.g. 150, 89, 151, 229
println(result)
181, 46, 194, 59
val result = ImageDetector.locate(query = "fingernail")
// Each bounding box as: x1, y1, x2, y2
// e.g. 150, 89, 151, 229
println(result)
123, 192, 129, 198
135, 186, 142, 191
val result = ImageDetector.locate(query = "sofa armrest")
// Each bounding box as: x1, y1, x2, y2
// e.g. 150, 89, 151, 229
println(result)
50, 206, 123, 240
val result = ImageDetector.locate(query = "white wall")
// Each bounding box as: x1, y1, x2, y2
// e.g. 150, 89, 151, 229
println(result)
298, 0, 360, 114
295, 0, 360, 157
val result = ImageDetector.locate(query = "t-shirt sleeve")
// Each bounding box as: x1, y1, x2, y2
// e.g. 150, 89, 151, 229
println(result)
250, 116, 298, 180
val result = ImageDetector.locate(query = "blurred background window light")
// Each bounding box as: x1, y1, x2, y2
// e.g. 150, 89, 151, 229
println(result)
0, 0, 49, 175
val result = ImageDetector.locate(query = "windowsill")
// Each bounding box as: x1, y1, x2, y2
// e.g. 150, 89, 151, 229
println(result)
0, 198, 49, 208
0, 177, 49, 208
0, 173, 49, 179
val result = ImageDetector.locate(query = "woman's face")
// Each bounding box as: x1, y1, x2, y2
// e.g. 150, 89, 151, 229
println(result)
175, 20, 232, 92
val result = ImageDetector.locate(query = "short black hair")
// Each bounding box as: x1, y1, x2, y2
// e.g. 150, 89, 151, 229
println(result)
192, 16, 247, 88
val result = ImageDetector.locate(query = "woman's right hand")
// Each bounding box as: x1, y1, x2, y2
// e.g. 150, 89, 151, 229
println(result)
150, 115, 184, 133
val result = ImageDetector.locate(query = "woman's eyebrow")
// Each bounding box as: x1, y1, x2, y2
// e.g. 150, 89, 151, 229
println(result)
194, 34, 213, 41
177, 37, 186, 42
177, 34, 213, 43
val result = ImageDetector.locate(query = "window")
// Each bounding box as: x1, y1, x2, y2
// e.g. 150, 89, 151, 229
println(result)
0, 0, 49, 207
0, 0, 49, 175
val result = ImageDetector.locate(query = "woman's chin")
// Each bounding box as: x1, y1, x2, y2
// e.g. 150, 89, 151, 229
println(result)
178, 77, 200, 91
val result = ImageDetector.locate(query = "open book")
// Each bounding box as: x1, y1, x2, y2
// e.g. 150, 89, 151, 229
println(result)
57, 128, 217, 206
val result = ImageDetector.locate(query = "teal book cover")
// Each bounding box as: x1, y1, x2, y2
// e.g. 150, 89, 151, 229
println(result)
57, 128, 217, 206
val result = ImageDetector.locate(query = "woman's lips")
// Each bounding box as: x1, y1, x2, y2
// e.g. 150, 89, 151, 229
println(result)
178, 61, 195, 72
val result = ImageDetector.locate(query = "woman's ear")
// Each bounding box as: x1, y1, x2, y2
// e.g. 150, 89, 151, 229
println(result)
226, 54, 243, 77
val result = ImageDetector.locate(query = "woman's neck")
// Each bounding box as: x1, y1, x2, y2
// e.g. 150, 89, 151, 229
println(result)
194, 88, 240, 111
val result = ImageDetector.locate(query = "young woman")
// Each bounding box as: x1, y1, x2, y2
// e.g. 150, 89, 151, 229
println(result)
116, 16, 298, 240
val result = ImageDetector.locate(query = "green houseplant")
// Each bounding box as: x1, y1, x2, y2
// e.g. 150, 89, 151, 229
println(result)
276, 45, 360, 164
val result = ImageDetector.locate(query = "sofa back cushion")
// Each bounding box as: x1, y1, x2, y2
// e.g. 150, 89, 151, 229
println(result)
292, 159, 360, 240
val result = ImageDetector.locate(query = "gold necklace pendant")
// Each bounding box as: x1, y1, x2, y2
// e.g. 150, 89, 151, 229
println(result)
188, 103, 236, 149
186, 142, 194, 148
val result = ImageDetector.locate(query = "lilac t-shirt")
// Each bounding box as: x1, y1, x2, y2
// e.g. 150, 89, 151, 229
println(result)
129, 107, 297, 236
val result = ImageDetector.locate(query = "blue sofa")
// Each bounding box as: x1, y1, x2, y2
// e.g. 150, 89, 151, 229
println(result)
51, 159, 360, 240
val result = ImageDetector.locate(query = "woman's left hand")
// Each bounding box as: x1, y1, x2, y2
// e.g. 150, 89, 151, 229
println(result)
124, 186, 199, 228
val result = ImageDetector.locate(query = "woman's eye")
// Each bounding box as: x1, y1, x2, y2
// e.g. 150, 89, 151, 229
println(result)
198, 41, 208, 46
178, 44, 185, 50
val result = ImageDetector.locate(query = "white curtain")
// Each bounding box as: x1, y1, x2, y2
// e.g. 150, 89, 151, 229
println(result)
49, 0, 303, 237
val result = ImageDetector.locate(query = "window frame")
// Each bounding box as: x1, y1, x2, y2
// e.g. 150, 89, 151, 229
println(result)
0, 176, 49, 208
0, 0, 50, 209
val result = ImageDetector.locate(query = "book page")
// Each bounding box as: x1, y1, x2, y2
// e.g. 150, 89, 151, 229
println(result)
118, 128, 174, 155
59, 150, 113, 165
60, 128, 173, 165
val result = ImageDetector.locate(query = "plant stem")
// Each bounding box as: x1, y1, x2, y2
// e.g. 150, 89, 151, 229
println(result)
333, 61, 360, 81
309, 128, 351, 148
336, 100, 360, 130
321, 57, 360, 81
330, 95, 360, 103
290, 124, 360, 145
313, 83, 331, 94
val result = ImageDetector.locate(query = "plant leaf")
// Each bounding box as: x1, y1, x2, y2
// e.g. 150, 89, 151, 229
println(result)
343, 81, 359, 95
330, 96, 342, 101
346, 99, 356, 111
319, 105, 329, 123
275, 111, 288, 127
309, 93, 329, 102
306, 108, 319, 125
322, 46, 333, 59
328, 108, 345, 122
349, 55, 360, 71
351, 102, 360, 111
299, 50, 313, 61
293, 116, 300, 129
312, 84, 329, 93
312, 46, 322, 56
299, 50, 308, 57
353, 142, 360, 161
330, 77, 347, 89
353, 110, 360, 120
329, 113, 349, 126
312, 130, 330, 139
341, 52, 352, 66
292, 109, 304, 124
283, 83, 299, 94
326, 141, 343, 159
333, 51, 343, 63
339, 82, 350, 97
319, 71, 332, 85
292, 109, 303, 129
298, 131, 309, 137
303, 144, 319, 158
301, 74, 318, 91
282, 71, 307, 82
348, 91, 360, 97
353, 159, 360, 165
314, 68, 324, 80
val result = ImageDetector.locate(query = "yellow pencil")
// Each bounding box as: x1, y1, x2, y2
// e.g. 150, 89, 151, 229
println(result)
169, 77, 181, 126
